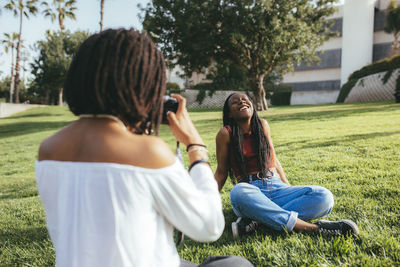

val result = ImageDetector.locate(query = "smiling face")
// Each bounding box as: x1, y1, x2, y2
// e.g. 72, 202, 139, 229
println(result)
228, 93, 254, 122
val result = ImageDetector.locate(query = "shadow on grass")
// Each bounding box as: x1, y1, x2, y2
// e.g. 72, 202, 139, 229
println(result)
0, 226, 51, 249
177, 208, 288, 251
0, 180, 38, 201
0, 121, 71, 139
278, 130, 400, 152
264, 105, 400, 123
7, 112, 61, 119
192, 104, 400, 129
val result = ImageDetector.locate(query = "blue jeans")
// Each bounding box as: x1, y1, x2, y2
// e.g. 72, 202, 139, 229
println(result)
230, 174, 334, 231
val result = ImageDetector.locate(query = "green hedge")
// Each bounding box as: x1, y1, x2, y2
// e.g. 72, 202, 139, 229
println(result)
267, 84, 293, 106
336, 79, 358, 103
397, 73, 400, 92
349, 54, 400, 80
337, 54, 400, 103
271, 91, 292, 106
166, 82, 181, 94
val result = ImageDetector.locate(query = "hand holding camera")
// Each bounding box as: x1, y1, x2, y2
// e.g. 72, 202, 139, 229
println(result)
162, 96, 179, 124
164, 94, 204, 149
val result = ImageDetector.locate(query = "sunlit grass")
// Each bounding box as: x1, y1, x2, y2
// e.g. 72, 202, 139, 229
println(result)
1, 101, 399, 266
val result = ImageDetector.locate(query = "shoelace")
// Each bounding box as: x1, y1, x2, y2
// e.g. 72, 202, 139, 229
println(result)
245, 221, 258, 232
319, 228, 342, 236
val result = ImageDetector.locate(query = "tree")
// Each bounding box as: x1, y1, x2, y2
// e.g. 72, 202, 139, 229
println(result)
41, 0, 77, 31
28, 30, 89, 105
100, 0, 104, 31
41, 0, 77, 105
384, 0, 400, 56
0, 76, 26, 102
4, 0, 39, 103
1, 32, 19, 103
142, 0, 338, 110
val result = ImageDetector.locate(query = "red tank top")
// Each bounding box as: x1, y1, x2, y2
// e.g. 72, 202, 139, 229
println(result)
225, 125, 275, 178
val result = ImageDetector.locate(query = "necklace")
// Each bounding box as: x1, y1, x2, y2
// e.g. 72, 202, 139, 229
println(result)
79, 114, 127, 131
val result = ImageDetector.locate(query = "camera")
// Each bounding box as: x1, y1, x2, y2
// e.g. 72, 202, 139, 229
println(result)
162, 96, 179, 124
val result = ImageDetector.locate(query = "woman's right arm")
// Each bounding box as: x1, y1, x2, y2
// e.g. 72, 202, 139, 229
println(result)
214, 127, 230, 192
155, 94, 224, 241
166, 94, 208, 164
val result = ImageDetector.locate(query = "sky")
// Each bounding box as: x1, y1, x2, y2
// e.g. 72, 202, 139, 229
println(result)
0, 0, 345, 81
0, 0, 150, 79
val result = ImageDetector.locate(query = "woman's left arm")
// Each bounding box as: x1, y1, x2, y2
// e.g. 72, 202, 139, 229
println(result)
261, 119, 291, 186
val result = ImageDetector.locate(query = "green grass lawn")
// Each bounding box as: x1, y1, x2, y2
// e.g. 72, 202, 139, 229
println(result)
1, 101, 399, 266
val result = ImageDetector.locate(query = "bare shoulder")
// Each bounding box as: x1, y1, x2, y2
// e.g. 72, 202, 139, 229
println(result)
124, 135, 176, 168
37, 124, 73, 161
38, 136, 53, 161
216, 126, 230, 143
38, 121, 176, 169
261, 119, 271, 132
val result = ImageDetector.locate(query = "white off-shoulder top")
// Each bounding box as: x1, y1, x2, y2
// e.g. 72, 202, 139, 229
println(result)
35, 159, 224, 267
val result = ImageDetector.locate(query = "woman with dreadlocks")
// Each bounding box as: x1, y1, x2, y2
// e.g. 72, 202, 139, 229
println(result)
214, 93, 359, 238
35, 29, 252, 267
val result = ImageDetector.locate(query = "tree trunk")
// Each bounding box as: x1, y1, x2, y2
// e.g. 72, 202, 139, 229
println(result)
58, 88, 63, 106
45, 90, 50, 105
9, 46, 15, 103
390, 32, 400, 56
14, 7, 23, 104
250, 74, 268, 111
59, 14, 64, 31
100, 0, 105, 31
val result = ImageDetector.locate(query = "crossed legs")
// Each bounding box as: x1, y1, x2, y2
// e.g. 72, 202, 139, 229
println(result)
230, 179, 334, 232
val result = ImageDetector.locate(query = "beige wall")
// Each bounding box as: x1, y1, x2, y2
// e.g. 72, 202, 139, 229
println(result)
283, 68, 341, 83
374, 31, 395, 44
291, 90, 340, 105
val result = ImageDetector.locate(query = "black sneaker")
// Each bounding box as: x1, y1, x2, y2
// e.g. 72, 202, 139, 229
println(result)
314, 219, 359, 237
232, 217, 259, 238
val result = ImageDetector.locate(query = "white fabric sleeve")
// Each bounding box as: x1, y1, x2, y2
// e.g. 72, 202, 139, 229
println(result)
149, 161, 225, 242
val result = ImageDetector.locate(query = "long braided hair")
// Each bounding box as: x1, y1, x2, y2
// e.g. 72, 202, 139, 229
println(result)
222, 93, 272, 182
65, 28, 166, 135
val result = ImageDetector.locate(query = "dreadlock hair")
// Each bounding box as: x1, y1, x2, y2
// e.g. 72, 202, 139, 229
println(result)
64, 28, 166, 135
222, 93, 272, 183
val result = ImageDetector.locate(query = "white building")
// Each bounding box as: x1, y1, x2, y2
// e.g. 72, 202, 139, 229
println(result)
285, 0, 399, 105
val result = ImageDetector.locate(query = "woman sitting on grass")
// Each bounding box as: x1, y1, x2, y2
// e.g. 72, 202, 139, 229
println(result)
214, 93, 359, 238
35, 29, 252, 267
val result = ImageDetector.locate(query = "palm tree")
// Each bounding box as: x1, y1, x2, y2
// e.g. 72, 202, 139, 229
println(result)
1, 32, 19, 103
100, 0, 105, 31
41, 0, 77, 105
4, 0, 38, 103
384, 0, 400, 56
41, 0, 77, 31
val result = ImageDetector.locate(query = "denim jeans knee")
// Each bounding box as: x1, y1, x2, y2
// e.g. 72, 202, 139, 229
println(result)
230, 183, 258, 217
291, 185, 334, 221
314, 186, 334, 215
230, 182, 297, 231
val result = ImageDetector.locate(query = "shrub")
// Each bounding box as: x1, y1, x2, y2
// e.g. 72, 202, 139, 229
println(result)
337, 54, 400, 103
349, 54, 400, 80
337, 79, 358, 103
166, 82, 181, 94
271, 91, 292, 106
267, 84, 293, 106
395, 74, 400, 103
382, 69, 394, 84
192, 83, 216, 105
